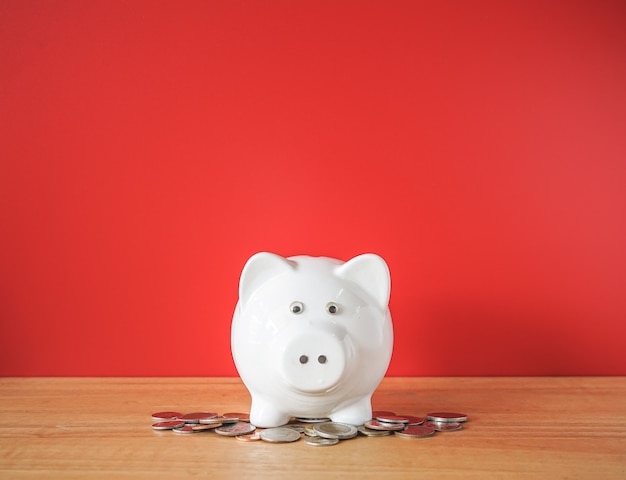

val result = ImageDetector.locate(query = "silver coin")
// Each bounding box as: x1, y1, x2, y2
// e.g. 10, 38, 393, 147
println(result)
304, 436, 339, 446
313, 422, 358, 440
260, 427, 302, 443
172, 425, 197, 434
190, 423, 222, 431
295, 417, 331, 423
174, 423, 220, 433
425, 421, 464, 432
151, 411, 183, 421
357, 425, 393, 437
180, 412, 218, 424
304, 425, 319, 437
223, 412, 250, 422
215, 422, 256, 436
199, 416, 238, 425
282, 424, 306, 434
375, 414, 409, 424
395, 425, 436, 438
363, 419, 405, 431
426, 412, 468, 423
151, 420, 185, 430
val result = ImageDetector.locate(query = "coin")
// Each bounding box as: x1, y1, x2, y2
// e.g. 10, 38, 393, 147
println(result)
375, 415, 410, 424
283, 424, 306, 434
304, 436, 339, 446
426, 412, 468, 423
357, 425, 393, 437
172, 425, 197, 434
215, 422, 256, 436
313, 422, 358, 440
235, 432, 262, 442
304, 425, 319, 437
295, 417, 331, 423
260, 427, 302, 443
425, 421, 463, 432
190, 423, 222, 431
395, 425, 436, 438
148, 407, 467, 442
199, 416, 238, 425
363, 419, 405, 431
223, 412, 250, 422
151, 411, 183, 422
180, 412, 218, 423
151, 420, 185, 430
397, 415, 425, 425
174, 423, 221, 433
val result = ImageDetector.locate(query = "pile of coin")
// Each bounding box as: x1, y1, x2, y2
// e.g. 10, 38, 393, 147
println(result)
361, 411, 468, 438
150, 410, 468, 445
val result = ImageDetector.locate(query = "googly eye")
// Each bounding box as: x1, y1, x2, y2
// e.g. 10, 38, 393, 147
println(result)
326, 302, 339, 315
290, 301, 304, 314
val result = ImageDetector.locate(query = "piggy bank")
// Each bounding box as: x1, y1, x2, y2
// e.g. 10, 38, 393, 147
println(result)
231, 252, 393, 427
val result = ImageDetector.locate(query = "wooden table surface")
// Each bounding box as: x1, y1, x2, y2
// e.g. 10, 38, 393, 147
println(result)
0, 377, 625, 479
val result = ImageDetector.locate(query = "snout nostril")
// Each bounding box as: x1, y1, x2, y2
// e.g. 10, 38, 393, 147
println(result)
318, 355, 327, 364
299, 355, 309, 364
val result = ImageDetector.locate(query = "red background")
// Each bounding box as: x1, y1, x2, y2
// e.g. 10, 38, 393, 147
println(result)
1, 0, 625, 376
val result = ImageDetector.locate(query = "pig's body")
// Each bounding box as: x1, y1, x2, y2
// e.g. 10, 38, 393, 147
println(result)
231, 253, 393, 427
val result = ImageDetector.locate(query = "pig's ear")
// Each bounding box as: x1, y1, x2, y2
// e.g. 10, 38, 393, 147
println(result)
239, 252, 295, 305
335, 254, 390, 311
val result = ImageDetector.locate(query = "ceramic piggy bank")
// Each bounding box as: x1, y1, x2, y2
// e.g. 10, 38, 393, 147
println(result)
231, 252, 393, 427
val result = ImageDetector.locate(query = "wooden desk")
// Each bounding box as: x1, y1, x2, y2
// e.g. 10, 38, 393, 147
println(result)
1, 377, 624, 478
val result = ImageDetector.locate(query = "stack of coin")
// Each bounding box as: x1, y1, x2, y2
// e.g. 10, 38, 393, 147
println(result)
215, 422, 256, 437
423, 412, 467, 432
150, 409, 468, 444
150, 411, 249, 434
357, 410, 468, 439
302, 421, 359, 446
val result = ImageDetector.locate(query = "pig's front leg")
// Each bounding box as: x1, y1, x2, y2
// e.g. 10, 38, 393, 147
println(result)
249, 396, 291, 428
329, 395, 372, 426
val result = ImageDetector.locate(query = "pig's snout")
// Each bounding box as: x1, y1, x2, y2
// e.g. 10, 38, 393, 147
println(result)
281, 329, 347, 394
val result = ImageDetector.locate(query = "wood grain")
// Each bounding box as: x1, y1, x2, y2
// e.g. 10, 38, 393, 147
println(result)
0, 377, 624, 479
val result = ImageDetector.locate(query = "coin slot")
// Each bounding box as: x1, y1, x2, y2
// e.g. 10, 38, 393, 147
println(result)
318, 355, 327, 364
299, 355, 309, 364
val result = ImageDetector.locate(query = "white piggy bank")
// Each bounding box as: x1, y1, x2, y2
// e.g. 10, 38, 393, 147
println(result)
231, 252, 393, 427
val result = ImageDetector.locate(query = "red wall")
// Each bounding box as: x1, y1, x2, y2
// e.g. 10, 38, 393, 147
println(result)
1, 0, 625, 376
